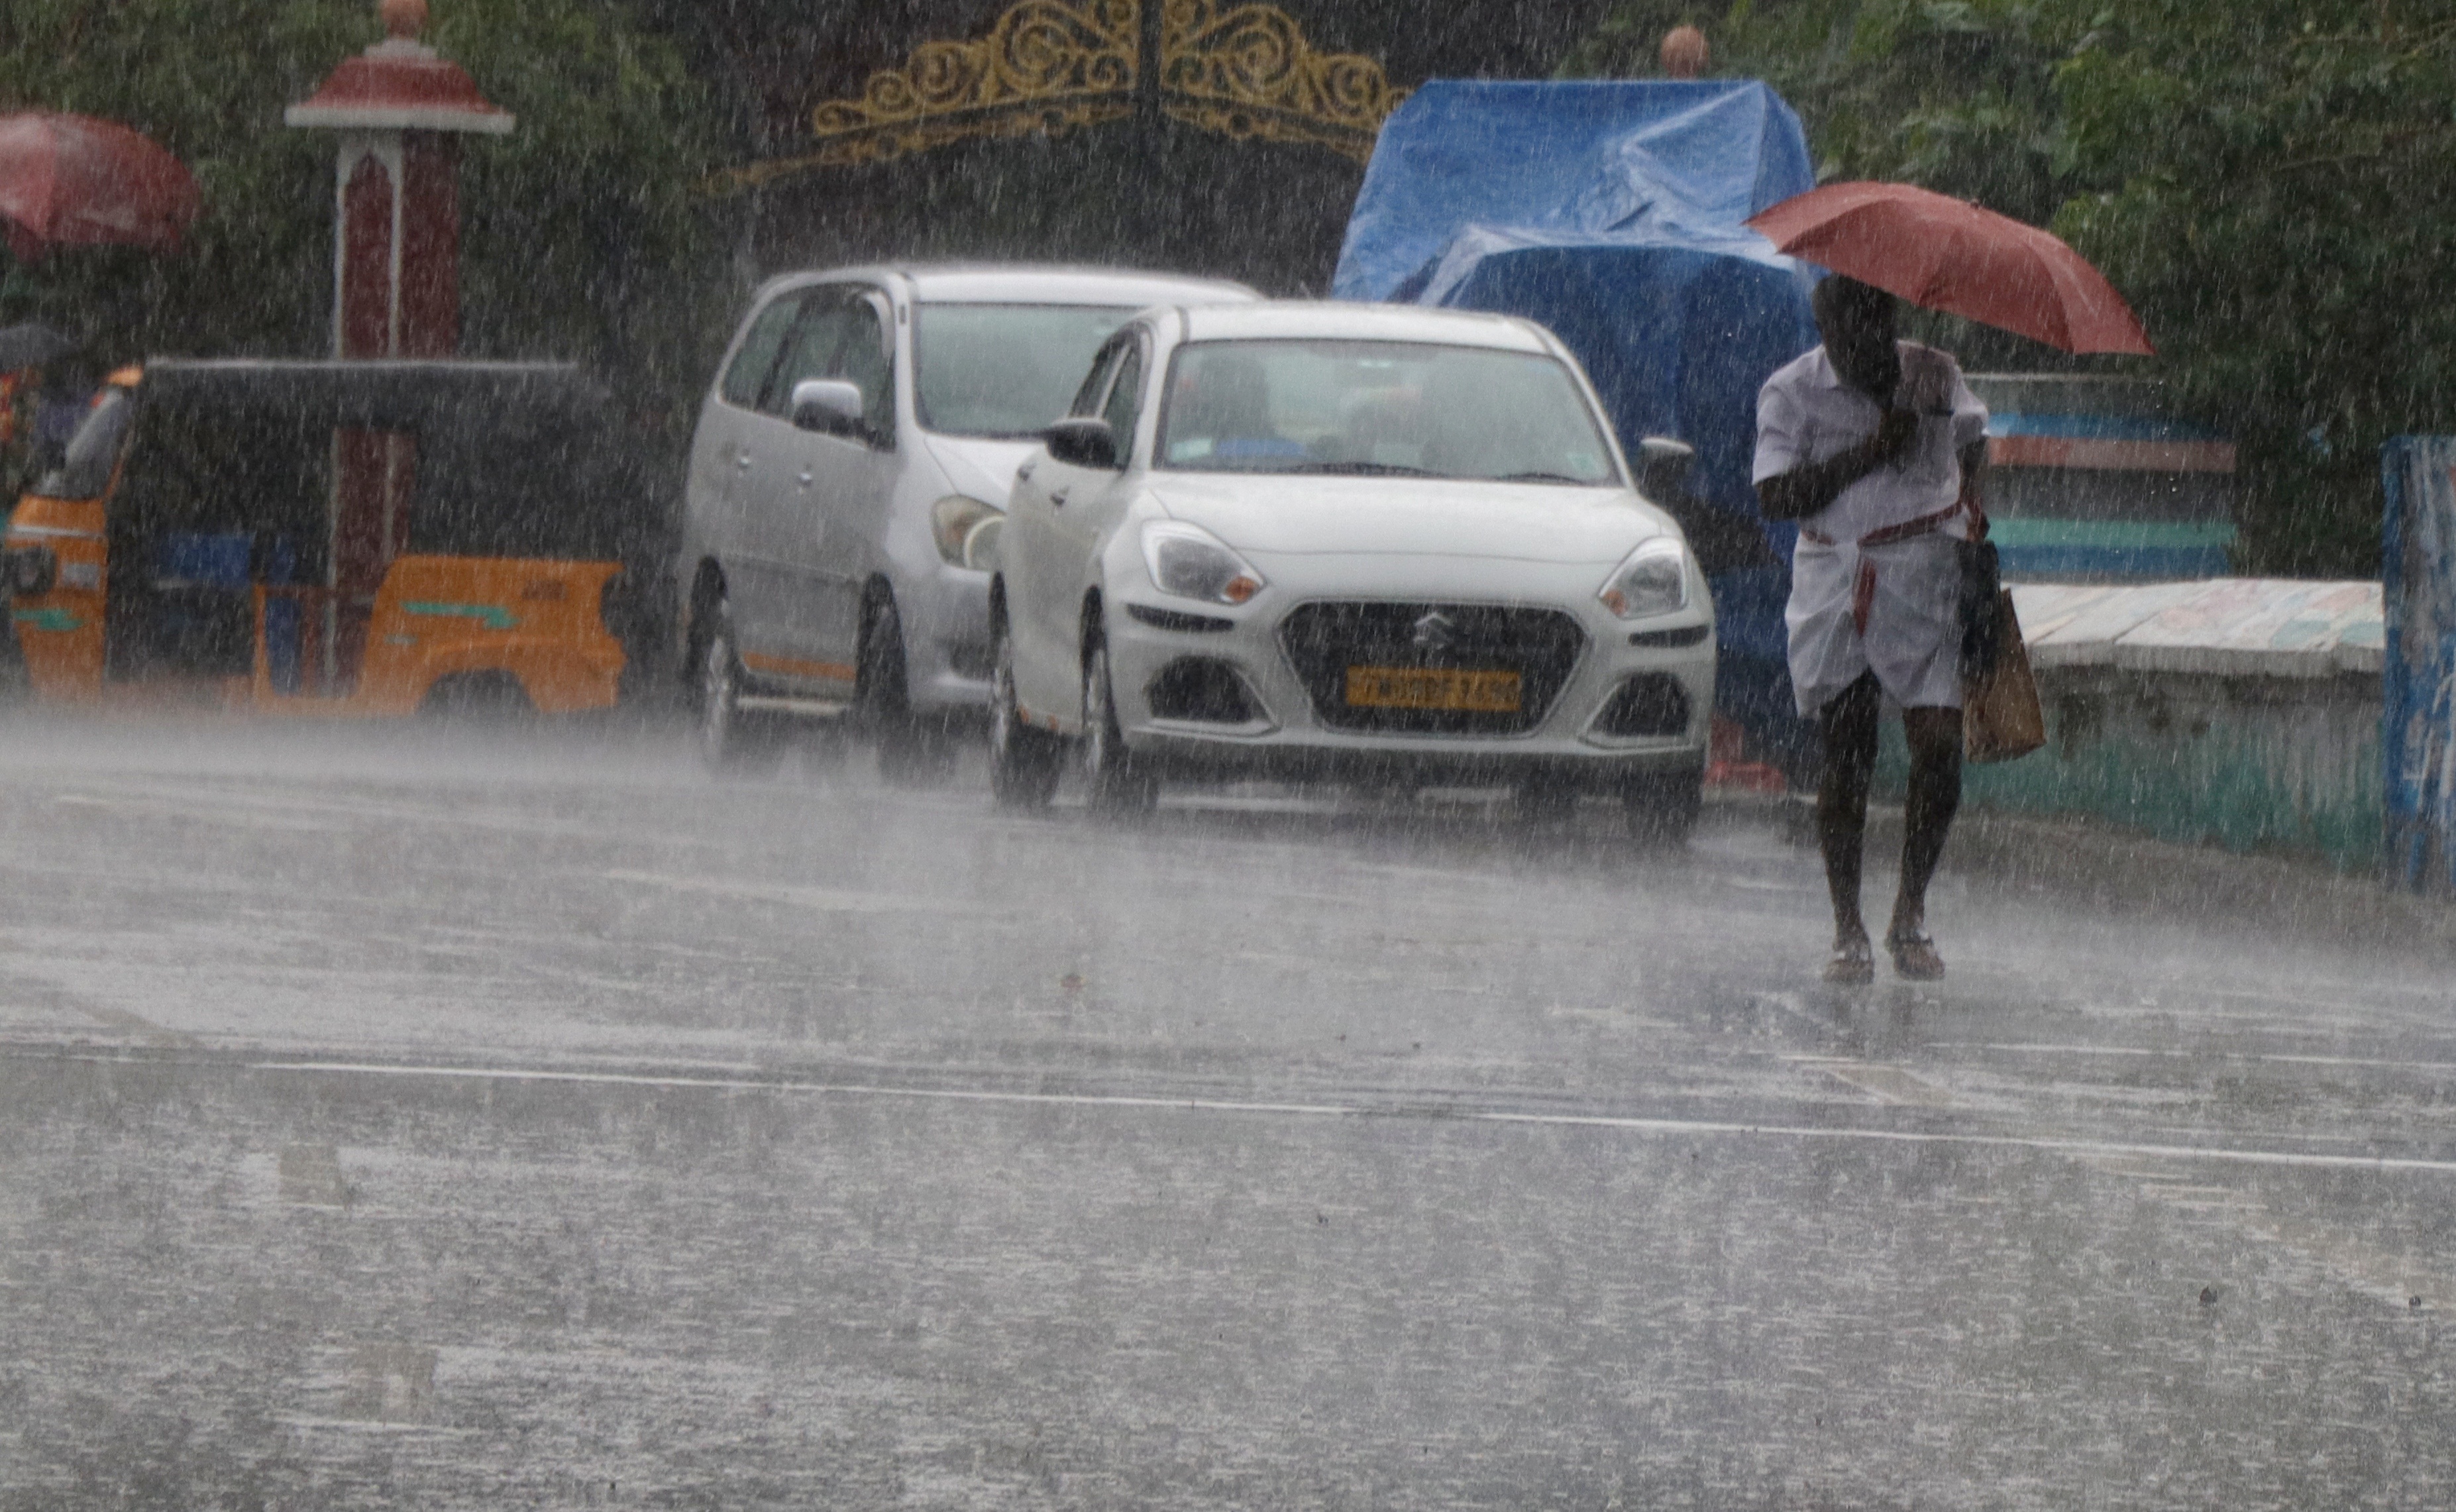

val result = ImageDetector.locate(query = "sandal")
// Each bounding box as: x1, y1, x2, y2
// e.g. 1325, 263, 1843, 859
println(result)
1887, 930, 1946, 981
1823, 934, 1875, 985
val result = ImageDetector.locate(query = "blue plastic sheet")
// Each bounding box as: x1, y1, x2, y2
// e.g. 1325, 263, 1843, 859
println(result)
1334, 80, 1823, 766
1334, 80, 1815, 303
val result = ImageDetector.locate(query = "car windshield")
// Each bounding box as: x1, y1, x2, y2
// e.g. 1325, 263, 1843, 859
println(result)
35, 386, 135, 500
914, 303, 1140, 438
1156, 339, 1621, 484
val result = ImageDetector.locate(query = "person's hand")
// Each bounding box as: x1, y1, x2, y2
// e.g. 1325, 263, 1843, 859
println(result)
1867, 407, 1919, 467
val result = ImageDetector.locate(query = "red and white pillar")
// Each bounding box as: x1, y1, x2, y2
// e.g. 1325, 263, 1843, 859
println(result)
286, 0, 511, 685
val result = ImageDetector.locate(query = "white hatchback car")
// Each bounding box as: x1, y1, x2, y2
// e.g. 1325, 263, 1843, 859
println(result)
990, 302, 1716, 835
676, 263, 1257, 773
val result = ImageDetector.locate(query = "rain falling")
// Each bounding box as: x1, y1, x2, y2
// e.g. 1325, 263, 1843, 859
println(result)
2, 2, 2453, 1506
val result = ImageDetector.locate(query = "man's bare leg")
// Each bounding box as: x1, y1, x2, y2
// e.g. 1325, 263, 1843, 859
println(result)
1815, 673, 1883, 979
1888, 705, 1964, 977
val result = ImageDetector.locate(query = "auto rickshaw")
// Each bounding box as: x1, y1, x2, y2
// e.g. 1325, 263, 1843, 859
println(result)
1, 359, 661, 715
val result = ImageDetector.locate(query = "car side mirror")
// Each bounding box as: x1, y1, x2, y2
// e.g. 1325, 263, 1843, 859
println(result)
1636, 437, 1695, 501
790, 378, 867, 437
1045, 417, 1120, 470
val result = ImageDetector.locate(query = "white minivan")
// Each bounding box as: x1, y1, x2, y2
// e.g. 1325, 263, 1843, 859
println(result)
675, 263, 1258, 773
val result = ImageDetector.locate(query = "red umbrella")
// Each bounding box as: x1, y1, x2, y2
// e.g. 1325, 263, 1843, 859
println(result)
0, 112, 201, 263
1746, 181, 2154, 356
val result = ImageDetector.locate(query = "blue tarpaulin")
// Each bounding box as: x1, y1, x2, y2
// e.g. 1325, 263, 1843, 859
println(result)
1333, 80, 1823, 763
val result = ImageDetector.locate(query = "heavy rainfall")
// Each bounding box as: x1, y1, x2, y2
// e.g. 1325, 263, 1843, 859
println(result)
1, 1, 2453, 1507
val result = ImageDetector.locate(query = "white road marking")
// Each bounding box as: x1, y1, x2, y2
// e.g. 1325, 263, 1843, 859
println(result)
251, 1059, 2456, 1177
1933, 1041, 2456, 1074
602, 868, 984, 915
1811, 1061, 1961, 1108
72, 1002, 202, 1048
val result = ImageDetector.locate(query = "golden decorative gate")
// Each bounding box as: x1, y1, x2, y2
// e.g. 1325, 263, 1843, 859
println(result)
718, 0, 1407, 191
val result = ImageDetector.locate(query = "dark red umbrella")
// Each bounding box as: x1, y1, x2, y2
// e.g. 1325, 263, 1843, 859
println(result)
1746, 181, 2155, 356
0, 112, 201, 262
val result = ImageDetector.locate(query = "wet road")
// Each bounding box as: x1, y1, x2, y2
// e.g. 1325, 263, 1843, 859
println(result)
1, 718, 2452, 1508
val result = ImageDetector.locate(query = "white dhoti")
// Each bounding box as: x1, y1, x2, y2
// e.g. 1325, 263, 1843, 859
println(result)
1786, 519, 1964, 716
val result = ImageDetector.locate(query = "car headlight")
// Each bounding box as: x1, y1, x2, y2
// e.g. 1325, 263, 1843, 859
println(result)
961, 515, 1002, 572
1142, 521, 1265, 606
931, 495, 1004, 570
1597, 536, 1690, 620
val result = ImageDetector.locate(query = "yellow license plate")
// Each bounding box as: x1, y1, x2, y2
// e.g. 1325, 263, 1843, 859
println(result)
1344, 666, 1522, 712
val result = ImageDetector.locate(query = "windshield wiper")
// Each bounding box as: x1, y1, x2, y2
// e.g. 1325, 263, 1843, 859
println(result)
1494, 470, 1595, 484
1283, 460, 1440, 476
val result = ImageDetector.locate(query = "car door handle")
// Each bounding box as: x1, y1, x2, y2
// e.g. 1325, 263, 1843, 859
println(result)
1049, 487, 1069, 507
797, 470, 814, 488
735, 455, 753, 471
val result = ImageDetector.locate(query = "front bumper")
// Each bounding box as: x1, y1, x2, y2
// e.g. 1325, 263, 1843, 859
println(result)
904, 562, 996, 713
1103, 588, 1713, 788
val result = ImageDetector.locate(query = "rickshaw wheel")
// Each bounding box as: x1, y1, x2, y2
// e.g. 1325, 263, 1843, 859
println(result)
696, 606, 785, 775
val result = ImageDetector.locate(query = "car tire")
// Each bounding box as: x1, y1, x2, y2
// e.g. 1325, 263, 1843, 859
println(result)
695, 604, 784, 775
859, 593, 954, 786
1081, 627, 1157, 818
988, 609, 1059, 811
1622, 761, 1704, 845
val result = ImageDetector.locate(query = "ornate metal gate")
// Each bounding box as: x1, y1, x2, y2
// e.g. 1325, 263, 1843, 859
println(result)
716, 0, 1407, 192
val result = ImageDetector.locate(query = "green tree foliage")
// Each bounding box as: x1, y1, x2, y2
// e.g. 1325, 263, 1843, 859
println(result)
1567, 1, 2452, 575
2055, 3, 2456, 572
0, 0, 727, 430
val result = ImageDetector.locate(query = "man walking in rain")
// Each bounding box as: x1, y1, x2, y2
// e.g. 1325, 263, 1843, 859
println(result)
1754, 275, 1988, 983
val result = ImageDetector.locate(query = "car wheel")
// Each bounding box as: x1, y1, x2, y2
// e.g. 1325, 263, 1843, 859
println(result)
1081, 627, 1157, 817
859, 593, 954, 786
988, 610, 1059, 811
1622, 761, 1703, 845
696, 605, 783, 775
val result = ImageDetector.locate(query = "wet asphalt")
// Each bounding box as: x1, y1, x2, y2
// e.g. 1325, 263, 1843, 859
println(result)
1, 715, 2452, 1509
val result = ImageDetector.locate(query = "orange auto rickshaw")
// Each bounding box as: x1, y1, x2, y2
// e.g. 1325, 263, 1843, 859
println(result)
1, 359, 661, 715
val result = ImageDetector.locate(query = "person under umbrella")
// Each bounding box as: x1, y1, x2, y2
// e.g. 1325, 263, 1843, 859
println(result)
1743, 183, 2151, 982
1754, 275, 1988, 983
0, 325, 78, 466
0, 327, 92, 501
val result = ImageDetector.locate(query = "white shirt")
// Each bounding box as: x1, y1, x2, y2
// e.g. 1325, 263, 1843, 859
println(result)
1752, 341, 1990, 715
1751, 341, 1988, 543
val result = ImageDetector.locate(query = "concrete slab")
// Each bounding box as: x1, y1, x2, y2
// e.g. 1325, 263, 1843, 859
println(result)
2011, 578, 2384, 678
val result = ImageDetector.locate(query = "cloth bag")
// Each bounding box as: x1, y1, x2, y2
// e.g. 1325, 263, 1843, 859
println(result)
1955, 513, 2045, 764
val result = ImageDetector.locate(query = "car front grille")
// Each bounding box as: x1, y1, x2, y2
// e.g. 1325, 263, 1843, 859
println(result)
1277, 600, 1587, 735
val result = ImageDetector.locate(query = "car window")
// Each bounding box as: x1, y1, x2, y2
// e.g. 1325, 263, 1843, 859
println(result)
1070, 341, 1126, 419
1157, 339, 1621, 484
914, 303, 1142, 437
765, 297, 857, 417
832, 294, 894, 436
1099, 340, 1144, 456
720, 292, 806, 411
